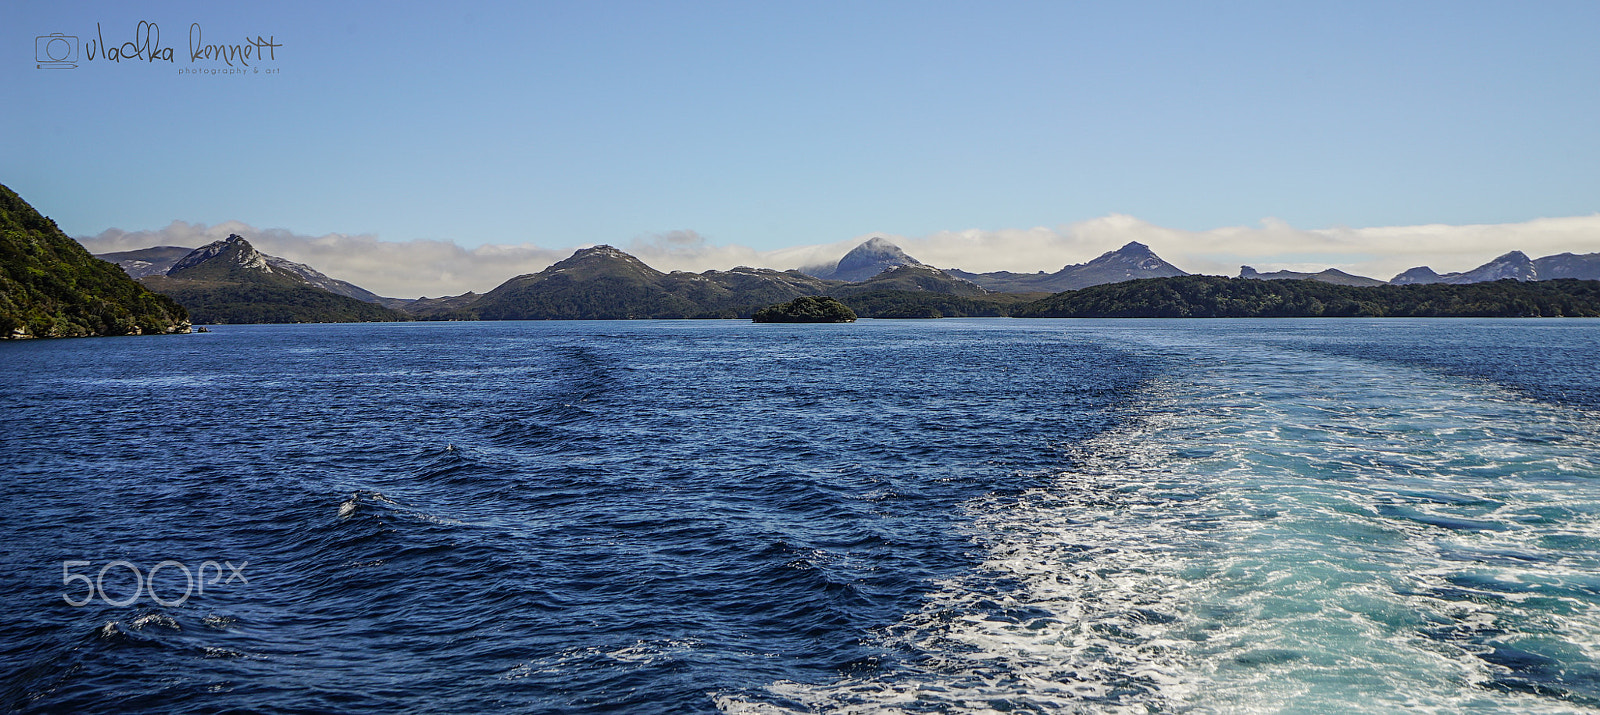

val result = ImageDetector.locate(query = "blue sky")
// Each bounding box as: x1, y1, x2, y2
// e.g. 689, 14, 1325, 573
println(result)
5, 1, 1600, 293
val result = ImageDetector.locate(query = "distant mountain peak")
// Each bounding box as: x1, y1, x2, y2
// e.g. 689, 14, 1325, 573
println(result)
1079, 242, 1186, 276
168, 234, 272, 275
516, 245, 668, 288
1390, 266, 1442, 284
1457, 251, 1536, 283
552, 245, 656, 272
1391, 250, 1542, 285
572, 244, 633, 259
801, 236, 923, 282
152, 235, 387, 305
1532, 251, 1600, 280
944, 241, 1186, 292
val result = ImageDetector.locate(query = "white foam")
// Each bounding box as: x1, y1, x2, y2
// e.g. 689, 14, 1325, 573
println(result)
720, 338, 1600, 713
504, 639, 702, 680
128, 613, 180, 631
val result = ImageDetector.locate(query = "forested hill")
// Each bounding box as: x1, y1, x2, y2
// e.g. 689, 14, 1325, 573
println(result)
0, 183, 190, 338
1014, 275, 1600, 318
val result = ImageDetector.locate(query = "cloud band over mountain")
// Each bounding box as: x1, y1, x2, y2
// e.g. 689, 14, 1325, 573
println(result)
77, 215, 1600, 299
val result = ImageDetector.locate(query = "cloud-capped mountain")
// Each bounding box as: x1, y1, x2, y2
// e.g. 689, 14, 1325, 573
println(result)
800, 237, 925, 282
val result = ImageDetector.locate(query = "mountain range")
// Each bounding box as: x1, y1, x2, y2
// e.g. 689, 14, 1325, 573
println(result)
807, 237, 1600, 291
1242, 250, 1600, 286
461, 246, 994, 320
1388, 251, 1600, 285
83, 215, 1600, 323
467, 245, 832, 320
7, 172, 1596, 334
101, 236, 1005, 322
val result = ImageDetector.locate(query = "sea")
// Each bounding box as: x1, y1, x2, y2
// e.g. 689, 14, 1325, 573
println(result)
2, 318, 1598, 714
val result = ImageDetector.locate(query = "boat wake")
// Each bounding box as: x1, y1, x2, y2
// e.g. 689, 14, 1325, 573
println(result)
719, 341, 1600, 713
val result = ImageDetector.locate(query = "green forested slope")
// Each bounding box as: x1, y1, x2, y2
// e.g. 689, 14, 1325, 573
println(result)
0, 183, 189, 338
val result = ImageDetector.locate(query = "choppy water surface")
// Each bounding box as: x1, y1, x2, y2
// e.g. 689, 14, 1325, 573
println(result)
2, 319, 1598, 713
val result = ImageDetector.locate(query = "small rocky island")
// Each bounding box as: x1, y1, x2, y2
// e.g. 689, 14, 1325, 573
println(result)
751, 296, 857, 323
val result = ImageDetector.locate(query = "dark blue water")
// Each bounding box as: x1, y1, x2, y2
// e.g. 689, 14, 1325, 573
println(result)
2, 319, 1598, 713
0, 320, 1149, 713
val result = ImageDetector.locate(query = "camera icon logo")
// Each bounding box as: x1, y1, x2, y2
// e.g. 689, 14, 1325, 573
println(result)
36, 33, 79, 69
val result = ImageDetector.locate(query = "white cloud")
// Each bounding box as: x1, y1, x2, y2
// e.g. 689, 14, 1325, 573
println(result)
78, 214, 1600, 297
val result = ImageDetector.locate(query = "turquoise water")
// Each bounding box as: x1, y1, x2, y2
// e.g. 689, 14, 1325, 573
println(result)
720, 320, 1600, 713
2, 318, 1597, 713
